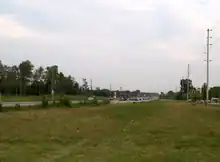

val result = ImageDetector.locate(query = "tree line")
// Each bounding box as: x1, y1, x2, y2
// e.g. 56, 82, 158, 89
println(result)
0, 60, 111, 97
161, 78, 220, 101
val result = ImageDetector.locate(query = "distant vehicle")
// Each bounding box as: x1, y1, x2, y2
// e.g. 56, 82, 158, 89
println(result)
120, 97, 127, 101
88, 97, 94, 101
199, 100, 204, 103
211, 98, 219, 103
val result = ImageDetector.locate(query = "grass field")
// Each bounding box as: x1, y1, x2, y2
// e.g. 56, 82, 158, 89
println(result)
1, 101, 220, 161
2, 95, 107, 102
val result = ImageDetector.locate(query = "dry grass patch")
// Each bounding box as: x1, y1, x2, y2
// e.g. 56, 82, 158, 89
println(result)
1, 102, 220, 161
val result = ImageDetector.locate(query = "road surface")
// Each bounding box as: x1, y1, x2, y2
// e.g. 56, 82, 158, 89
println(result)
111, 99, 156, 104
2, 100, 87, 107
2, 99, 157, 107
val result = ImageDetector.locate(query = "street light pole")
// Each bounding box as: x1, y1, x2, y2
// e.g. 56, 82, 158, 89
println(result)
206, 28, 212, 106
19, 70, 22, 96
51, 67, 55, 102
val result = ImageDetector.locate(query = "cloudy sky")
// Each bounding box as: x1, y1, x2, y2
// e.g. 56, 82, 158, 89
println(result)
1, 0, 220, 92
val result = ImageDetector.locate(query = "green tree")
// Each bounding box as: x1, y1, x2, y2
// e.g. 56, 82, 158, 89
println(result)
73, 82, 80, 95
209, 87, 220, 99
166, 91, 175, 99
190, 88, 201, 102
160, 92, 165, 99
32, 66, 44, 95
19, 60, 34, 95
201, 83, 207, 100
43, 66, 58, 94
82, 78, 89, 92
180, 78, 194, 100
0, 61, 5, 89
56, 74, 75, 94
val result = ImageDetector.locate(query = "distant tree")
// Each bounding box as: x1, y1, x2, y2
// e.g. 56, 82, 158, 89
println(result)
56, 75, 75, 94
160, 92, 165, 99
43, 66, 59, 94
135, 90, 141, 93
93, 88, 110, 97
32, 66, 44, 95
19, 60, 34, 95
166, 91, 175, 99
180, 79, 193, 94
209, 87, 220, 99
190, 88, 201, 102
0, 61, 5, 85
201, 83, 207, 100
82, 78, 89, 93
73, 82, 80, 95
1, 59, 151, 98
180, 78, 194, 100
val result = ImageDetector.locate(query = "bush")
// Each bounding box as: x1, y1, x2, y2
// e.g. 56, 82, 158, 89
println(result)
59, 96, 72, 107
103, 99, 110, 105
80, 100, 85, 105
56, 102, 60, 107
41, 96, 49, 108
92, 99, 99, 105
0, 104, 3, 112
15, 104, 21, 110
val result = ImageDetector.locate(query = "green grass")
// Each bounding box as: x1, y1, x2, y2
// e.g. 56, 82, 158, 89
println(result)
2, 95, 107, 102
1, 101, 220, 161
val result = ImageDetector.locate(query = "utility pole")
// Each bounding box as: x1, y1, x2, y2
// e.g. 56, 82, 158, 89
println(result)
187, 64, 190, 101
51, 66, 57, 102
206, 28, 212, 106
51, 68, 54, 101
20, 71, 22, 96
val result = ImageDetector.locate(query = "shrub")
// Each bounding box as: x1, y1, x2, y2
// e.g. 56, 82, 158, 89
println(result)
92, 99, 99, 105
56, 102, 60, 107
41, 96, 49, 108
0, 104, 3, 112
103, 99, 110, 105
15, 104, 21, 110
80, 100, 85, 105
59, 96, 72, 107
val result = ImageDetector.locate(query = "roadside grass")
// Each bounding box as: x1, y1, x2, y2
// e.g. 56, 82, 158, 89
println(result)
2, 95, 107, 102
1, 101, 220, 161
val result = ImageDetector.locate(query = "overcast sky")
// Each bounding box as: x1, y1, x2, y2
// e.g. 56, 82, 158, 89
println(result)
1, 0, 220, 92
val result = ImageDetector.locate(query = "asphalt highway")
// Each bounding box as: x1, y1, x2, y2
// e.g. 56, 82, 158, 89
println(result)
2, 98, 158, 107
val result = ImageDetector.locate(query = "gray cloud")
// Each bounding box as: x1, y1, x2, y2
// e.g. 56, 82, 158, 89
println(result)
1, 0, 220, 92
